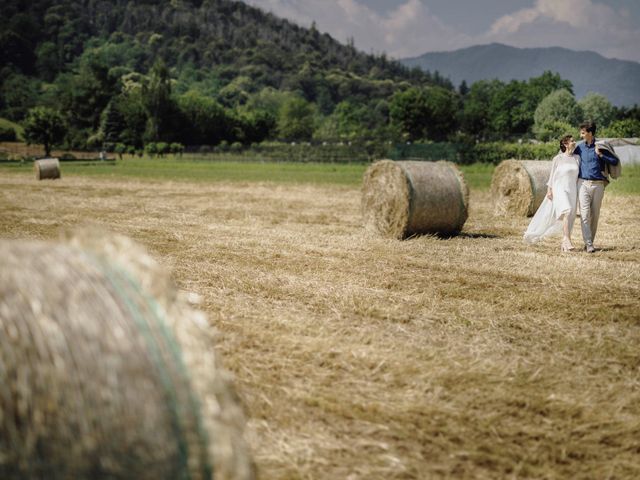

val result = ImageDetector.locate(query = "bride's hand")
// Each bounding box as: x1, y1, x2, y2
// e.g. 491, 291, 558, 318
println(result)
546, 189, 553, 200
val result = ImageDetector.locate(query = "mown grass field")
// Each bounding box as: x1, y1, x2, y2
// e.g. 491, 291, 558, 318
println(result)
1, 159, 639, 479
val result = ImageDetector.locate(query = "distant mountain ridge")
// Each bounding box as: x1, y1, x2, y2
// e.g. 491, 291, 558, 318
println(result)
401, 43, 640, 107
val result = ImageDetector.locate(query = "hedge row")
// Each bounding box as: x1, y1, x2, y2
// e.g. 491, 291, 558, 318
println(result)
388, 141, 560, 164
187, 141, 560, 164
1, 140, 562, 164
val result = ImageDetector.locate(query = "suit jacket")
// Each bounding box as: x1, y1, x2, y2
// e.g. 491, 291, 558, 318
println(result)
595, 140, 622, 179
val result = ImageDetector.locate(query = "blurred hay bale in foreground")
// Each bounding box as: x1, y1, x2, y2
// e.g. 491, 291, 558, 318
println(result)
491, 159, 552, 217
361, 160, 469, 239
34, 158, 61, 180
0, 230, 254, 480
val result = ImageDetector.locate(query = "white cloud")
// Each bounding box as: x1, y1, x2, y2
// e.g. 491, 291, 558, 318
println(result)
241, 0, 640, 62
241, 0, 471, 58
485, 0, 640, 60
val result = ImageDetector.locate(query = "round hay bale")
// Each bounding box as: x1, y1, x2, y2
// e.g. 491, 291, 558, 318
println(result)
34, 158, 61, 180
490, 159, 552, 217
0, 230, 255, 480
361, 160, 469, 239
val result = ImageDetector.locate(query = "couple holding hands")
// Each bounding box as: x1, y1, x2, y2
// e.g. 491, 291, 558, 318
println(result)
524, 121, 620, 253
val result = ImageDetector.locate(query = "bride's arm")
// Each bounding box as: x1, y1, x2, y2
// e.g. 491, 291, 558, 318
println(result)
546, 155, 560, 199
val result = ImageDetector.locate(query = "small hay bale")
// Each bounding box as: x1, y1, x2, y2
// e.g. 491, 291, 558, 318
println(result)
0, 230, 255, 480
361, 160, 469, 239
34, 158, 61, 180
490, 159, 552, 216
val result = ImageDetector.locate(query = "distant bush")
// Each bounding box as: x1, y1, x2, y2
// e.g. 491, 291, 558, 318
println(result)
601, 119, 640, 138
169, 142, 184, 155
377, 140, 559, 164
156, 142, 170, 156
462, 142, 559, 164
145, 142, 158, 157
114, 143, 127, 159
0, 124, 17, 141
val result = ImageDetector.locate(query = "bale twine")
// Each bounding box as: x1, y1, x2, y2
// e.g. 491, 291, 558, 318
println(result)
490, 159, 552, 216
361, 160, 469, 239
34, 158, 61, 180
0, 230, 255, 480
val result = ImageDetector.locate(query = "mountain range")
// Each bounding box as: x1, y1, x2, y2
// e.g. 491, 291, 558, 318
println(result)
401, 43, 640, 107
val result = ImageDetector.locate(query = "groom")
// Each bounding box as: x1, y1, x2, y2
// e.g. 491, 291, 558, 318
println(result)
574, 121, 619, 253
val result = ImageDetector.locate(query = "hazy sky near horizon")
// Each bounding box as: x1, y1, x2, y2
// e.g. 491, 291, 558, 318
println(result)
241, 0, 640, 62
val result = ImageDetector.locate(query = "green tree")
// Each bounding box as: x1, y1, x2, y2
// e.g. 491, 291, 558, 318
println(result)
236, 109, 276, 144
277, 97, 316, 141
423, 86, 459, 141
390, 86, 458, 141
578, 92, 615, 128
601, 118, 640, 138
176, 90, 230, 145
460, 80, 503, 139
218, 76, 251, 107
114, 142, 127, 160
489, 80, 530, 135
112, 72, 149, 148
22, 106, 66, 157
458, 80, 469, 96
325, 100, 370, 140
389, 87, 429, 141
533, 89, 583, 140
100, 100, 127, 144
0, 73, 40, 121
0, 124, 17, 141
527, 71, 574, 98
533, 121, 577, 143
144, 59, 174, 141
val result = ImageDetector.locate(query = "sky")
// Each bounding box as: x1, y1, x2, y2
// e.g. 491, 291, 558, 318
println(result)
240, 0, 640, 62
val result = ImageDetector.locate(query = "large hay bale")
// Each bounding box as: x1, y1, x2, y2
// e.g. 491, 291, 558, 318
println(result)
0, 230, 254, 480
361, 160, 469, 239
34, 158, 61, 180
490, 159, 552, 216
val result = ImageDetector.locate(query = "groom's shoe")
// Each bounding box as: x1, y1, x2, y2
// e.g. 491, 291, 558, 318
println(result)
585, 244, 596, 254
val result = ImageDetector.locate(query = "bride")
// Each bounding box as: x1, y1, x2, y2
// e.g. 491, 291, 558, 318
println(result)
524, 135, 580, 251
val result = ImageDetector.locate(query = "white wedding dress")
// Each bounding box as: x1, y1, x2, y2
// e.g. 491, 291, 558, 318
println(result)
524, 152, 579, 244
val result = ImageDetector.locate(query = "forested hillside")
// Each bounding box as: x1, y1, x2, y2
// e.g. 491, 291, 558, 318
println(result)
1, 0, 452, 148
1, 0, 638, 152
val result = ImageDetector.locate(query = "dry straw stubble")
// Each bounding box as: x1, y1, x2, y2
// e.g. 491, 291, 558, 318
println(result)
361, 160, 469, 239
0, 229, 254, 480
491, 159, 552, 216
1, 171, 639, 480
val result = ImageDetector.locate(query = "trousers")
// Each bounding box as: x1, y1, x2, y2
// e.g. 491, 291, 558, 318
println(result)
578, 179, 606, 246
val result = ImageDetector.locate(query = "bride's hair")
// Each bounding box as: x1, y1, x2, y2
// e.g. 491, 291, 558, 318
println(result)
559, 135, 573, 152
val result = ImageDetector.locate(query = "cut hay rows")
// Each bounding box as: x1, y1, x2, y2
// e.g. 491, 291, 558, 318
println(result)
0, 229, 254, 480
1, 172, 639, 480
34, 158, 61, 180
491, 159, 552, 216
361, 160, 469, 238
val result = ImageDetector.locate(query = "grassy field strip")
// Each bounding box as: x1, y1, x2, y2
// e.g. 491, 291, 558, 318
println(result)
1, 171, 639, 479
2, 158, 638, 194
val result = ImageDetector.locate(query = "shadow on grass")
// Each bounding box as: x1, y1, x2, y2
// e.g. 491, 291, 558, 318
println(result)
405, 231, 501, 240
